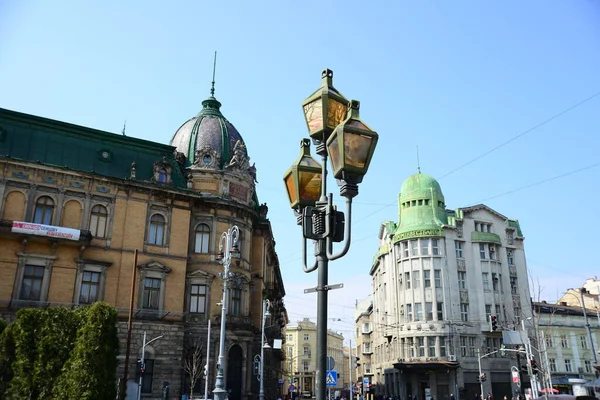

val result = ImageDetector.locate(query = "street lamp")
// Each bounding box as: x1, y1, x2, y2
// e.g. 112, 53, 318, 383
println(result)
564, 289, 598, 364
138, 331, 164, 400
283, 69, 378, 400
213, 225, 241, 400
259, 299, 272, 400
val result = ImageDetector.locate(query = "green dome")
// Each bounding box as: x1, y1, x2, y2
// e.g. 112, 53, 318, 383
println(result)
395, 172, 447, 238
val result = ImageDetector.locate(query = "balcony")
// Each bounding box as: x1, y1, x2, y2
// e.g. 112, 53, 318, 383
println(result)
0, 219, 93, 245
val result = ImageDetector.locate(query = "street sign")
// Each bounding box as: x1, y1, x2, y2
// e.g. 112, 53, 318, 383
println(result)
363, 377, 369, 385
326, 356, 335, 370
289, 384, 296, 392
326, 370, 337, 387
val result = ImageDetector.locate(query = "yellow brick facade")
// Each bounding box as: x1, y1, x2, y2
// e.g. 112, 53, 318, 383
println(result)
0, 106, 288, 400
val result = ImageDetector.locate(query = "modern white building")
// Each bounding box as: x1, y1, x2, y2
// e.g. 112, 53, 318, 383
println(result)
366, 172, 533, 400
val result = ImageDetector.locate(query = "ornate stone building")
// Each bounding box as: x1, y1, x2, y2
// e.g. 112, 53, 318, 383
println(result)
366, 172, 532, 400
0, 89, 287, 399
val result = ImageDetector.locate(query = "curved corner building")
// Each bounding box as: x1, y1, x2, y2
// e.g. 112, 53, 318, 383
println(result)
361, 172, 532, 400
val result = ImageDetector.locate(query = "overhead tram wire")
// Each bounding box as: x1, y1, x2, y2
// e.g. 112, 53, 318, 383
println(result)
471, 162, 600, 204
275, 89, 600, 269
438, 89, 600, 180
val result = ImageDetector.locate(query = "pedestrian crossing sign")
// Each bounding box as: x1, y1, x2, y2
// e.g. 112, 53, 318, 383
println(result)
326, 370, 337, 387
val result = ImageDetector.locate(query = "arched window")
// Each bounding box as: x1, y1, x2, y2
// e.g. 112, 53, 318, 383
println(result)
194, 224, 210, 253
89, 205, 108, 238
148, 214, 166, 246
158, 169, 168, 183
33, 196, 54, 225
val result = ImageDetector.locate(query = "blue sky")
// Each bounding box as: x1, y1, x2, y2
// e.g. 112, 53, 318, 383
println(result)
2, 1, 599, 343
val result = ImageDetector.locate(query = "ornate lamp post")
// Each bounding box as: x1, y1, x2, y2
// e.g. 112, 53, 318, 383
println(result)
283, 69, 378, 400
213, 225, 241, 400
259, 299, 272, 400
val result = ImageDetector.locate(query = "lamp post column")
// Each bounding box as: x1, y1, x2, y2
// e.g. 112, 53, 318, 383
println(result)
214, 226, 239, 400
260, 299, 271, 400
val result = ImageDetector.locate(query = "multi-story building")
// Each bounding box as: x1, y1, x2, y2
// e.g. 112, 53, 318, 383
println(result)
284, 318, 346, 395
355, 297, 374, 392
533, 300, 599, 395
0, 90, 287, 400
367, 172, 532, 400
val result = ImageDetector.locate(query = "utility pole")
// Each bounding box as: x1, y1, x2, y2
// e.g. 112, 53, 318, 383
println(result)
204, 320, 211, 400
121, 249, 138, 400
477, 348, 484, 398
348, 340, 353, 399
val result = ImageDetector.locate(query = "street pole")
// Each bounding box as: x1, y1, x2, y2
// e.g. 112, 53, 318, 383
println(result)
259, 299, 271, 400
121, 249, 138, 400
580, 289, 598, 364
477, 348, 484, 399
348, 340, 353, 399
205, 319, 211, 400
214, 225, 239, 400
137, 331, 163, 400
138, 331, 147, 400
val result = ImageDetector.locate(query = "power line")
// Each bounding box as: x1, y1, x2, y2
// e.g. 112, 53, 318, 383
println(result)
438, 89, 600, 180
472, 162, 600, 204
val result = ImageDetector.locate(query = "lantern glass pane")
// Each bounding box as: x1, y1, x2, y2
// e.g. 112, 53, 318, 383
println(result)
299, 154, 321, 168
327, 134, 342, 172
284, 173, 297, 205
326, 99, 347, 130
348, 120, 369, 130
344, 133, 374, 169
303, 99, 323, 134
298, 170, 322, 202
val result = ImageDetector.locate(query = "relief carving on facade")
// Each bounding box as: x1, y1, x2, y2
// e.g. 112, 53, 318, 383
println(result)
506, 229, 514, 245
456, 221, 463, 238
459, 290, 469, 302
456, 259, 466, 271
509, 265, 517, 276
193, 146, 220, 170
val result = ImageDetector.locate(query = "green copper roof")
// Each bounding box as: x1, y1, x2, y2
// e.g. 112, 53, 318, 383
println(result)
394, 172, 447, 240
0, 108, 187, 188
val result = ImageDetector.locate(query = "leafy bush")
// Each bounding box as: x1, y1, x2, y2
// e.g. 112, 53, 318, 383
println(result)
0, 303, 119, 400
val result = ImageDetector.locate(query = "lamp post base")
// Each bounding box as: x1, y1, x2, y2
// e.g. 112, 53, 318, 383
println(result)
214, 387, 228, 400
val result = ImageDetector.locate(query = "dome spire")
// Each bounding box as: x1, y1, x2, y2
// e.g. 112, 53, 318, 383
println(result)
416, 145, 421, 174
210, 51, 217, 97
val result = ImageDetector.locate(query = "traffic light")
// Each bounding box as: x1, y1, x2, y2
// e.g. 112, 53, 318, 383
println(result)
490, 316, 498, 331
481, 374, 487, 382
530, 359, 538, 375
500, 344, 507, 357
354, 356, 361, 368
476, 376, 480, 383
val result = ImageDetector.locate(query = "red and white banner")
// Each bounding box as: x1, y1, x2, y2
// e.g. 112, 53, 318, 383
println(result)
11, 221, 80, 241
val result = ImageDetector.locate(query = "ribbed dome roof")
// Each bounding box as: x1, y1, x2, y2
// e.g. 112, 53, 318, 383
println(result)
396, 172, 447, 235
170, 96, 247, 169
399, 172, 445, 204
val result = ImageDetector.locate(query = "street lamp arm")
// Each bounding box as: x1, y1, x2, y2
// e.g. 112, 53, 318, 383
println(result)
145, 335, 164, 347
302, 235, 318, 273
327, 197, 353, 261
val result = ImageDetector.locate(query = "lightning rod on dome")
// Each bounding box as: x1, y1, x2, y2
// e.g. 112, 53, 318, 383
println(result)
416, 145, 421, 174
210, 51, 217, 97
122, 120, 127, 136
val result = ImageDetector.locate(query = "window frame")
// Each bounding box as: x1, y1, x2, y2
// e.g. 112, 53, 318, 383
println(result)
458, 271, 466, 289
194, 223, 211, 254
482, 273, 490, 291
189, 283, 208, 314
89, 204, 109, 238
33, 195, 55, 225
20, 265, 44, 301
454, 241, 463, 259
137, 261, 171, 313
460, 303, 469, 322
148, 213, 166, 246
13, 253, 55, 304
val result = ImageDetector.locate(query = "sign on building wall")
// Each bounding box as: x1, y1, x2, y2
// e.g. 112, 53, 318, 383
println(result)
11, 221, 80, 241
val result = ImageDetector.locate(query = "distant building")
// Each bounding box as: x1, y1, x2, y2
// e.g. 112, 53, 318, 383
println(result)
364, 172, 532, 400
533, 300, 599, 395
0, 91, 287, 400
284, 318, 346, 395
355, 297, 374, 391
